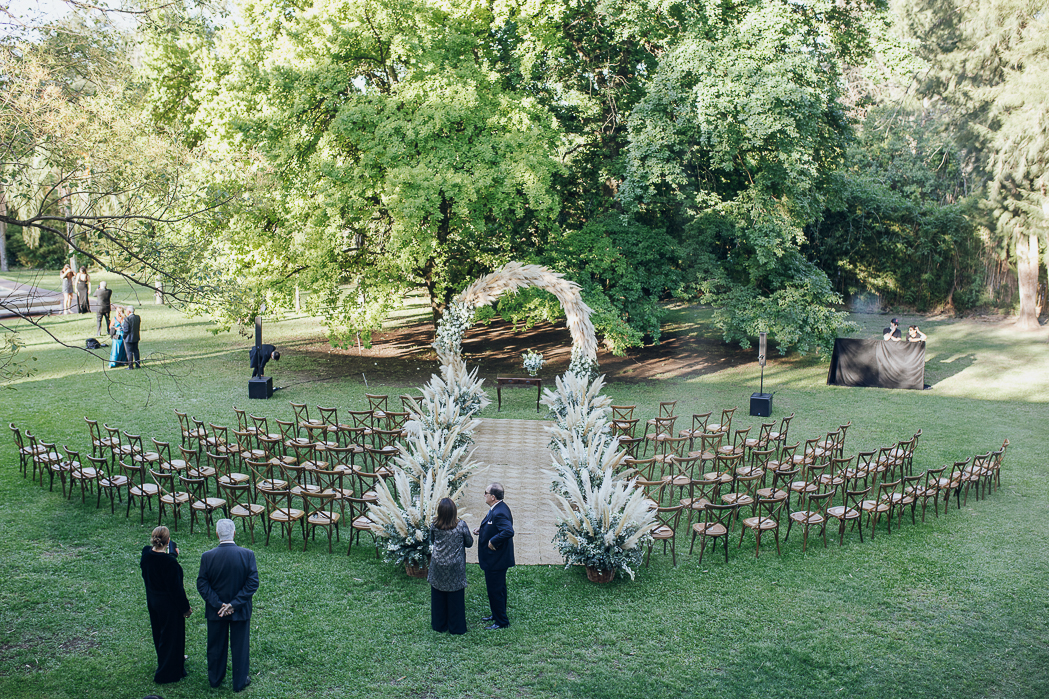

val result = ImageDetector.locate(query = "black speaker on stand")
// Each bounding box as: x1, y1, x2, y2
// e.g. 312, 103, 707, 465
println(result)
249, 376, 273, 399
750, 331, 773, 417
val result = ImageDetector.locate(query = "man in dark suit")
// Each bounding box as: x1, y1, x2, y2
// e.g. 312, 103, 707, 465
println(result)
474, 482, 514, 629
121, 306, 141, 369
197, 519, 259, 692
249, 344, 280, 378
93, 281, 112, 336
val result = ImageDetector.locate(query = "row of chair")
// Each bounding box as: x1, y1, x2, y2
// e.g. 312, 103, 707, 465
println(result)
634, 429, 1007, 566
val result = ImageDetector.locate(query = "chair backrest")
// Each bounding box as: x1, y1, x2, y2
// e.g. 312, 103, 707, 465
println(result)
275, 419, 298, 442
84, 418, 103, 447
380, 411, 409, 430
702, 502, 737, 531
365, 394, 389, 413
124, 432, 145, 455
856, 450, 876, 473
657, 401, 677, 418
755, 497, 784, 522
149, 467, 178, 496
232, 406, 251, 433
653, 503, 684, 532
718, 407, 736, 430
731, 427, 751, 450
250, 414, 270, 433
400, 395, 424, 413
10, 423, 25, 450
232, 429, 257, 453
756, 421, 775, 446
733, 472, 764, 510
371, 428, 403, 451
618, 436, 644, 459
290, 402, 311, 426
63, 445, 81, 467
697, 432, 723, 457
751, 447, 776, 474
209, 423, 231, 444
206, 451, 232, 481
103, 424, 122, 447
923, 465, 946, 489
191, 417, 209, 440
669, 453, 703, 482
611, 418, 639, 438
656, 435, 688, 460
301, 489, 337, 517
649, 416, 676, 437
174, 410, 191, 436
346, 410, 373, 430
773, 412, 794, 441
152, 438, 174, 465
260, 487, 297, 518
714, 451, 743, 475
217, 478, 253, 509
179, 471, 209, 501
244, 458, 283, 494
623, 457, 657, 481
801, 490, 834, 516
690, 412, 712, 434
877, 479, 902, 501
178, 445, 201, 472
842, 486, 870, 510
611, 405, 635, 421
317, 406, 339, 426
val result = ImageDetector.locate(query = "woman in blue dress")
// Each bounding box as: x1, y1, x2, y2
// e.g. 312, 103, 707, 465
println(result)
109, 307, 128, 367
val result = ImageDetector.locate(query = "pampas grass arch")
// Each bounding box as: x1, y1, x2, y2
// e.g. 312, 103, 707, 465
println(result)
436, 262, 599, 376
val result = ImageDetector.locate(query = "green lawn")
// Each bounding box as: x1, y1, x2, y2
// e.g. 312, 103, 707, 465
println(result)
2, 281, 1048, 698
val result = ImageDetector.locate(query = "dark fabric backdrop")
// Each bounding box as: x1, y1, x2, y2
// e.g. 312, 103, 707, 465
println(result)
827, 339, 925, 390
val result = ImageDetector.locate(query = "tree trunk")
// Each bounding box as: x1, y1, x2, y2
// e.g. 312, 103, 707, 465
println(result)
0, 187, 7, 273
1015, 231, 1040, 329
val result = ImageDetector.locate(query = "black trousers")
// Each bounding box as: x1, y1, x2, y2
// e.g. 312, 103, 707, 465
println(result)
125, 340, 140, 368
484, 568, 509, 627
431, 586, 467, 634
147, 605, 186, 684
206, 618, 250, 691
251, 360, 268, 378
96, 310, 109, 336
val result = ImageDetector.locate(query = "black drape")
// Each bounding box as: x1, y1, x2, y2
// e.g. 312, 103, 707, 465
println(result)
827, 339, 925, 390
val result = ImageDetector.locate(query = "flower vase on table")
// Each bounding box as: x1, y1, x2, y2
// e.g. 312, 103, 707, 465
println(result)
522, 350, 545, 377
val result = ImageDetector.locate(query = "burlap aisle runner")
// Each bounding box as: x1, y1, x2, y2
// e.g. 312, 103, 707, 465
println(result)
463, 418, 560, 566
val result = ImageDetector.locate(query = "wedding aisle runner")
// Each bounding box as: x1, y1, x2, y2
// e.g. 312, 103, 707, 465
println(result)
463, 418, 560, 566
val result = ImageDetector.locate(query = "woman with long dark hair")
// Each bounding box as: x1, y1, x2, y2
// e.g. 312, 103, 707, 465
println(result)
428, 498, 473, 634
140, 526, 191, 684
59, 264, 75, 314
75, 266, 91, 314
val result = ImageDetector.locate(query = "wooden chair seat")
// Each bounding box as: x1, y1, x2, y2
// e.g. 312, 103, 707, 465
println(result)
218, 472, 250, 486
292, 484, 323, 495
270, 506, 304, 523
189, 466, 217, 479
827, 505, 858, 520
162, 459, 188, 471
232, 503, 265, 518
740, 515, 778, 531
721, 493, 753, 508
693, 521, 727, 537
701, 471, 733, 485
351, 514, 373, 529
307, 511, 341, 526
651, 525, 675, 540
756, 487, 789, 502
681, 496, 712, 512
789, 511, 825, 525
130, 483, 159, 497
161, 491, 191, 506
256, 478, 288, 493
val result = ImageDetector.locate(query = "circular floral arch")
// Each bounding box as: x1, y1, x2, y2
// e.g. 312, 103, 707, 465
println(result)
433, 262, 598, 376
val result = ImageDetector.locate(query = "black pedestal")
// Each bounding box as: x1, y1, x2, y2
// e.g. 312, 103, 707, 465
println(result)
249, 376, 273, 399
750, 392, 772, 417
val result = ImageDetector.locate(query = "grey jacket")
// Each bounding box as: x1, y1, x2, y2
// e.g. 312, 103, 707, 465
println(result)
427, 520, 473, 592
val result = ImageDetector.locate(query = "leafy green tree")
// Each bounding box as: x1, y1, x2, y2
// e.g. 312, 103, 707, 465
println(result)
898, 0, 1049, 328
620, 0, 875, 354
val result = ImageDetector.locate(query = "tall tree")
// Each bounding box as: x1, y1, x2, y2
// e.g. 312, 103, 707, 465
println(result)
898, 0, 1049, 328
620, 0, 877, 354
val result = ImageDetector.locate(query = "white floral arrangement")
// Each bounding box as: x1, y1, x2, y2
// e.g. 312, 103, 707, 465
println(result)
550, 467, 657, 580
545, 430, 627, 498
522, 349, 545, 377
433, 301, 475, 356
394, 425, 479, 494
405, 346, 490, 449
367, 466, 464, 567
541, 371, 612, 434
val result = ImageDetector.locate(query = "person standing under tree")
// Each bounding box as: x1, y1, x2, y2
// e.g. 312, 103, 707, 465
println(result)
122, 306, 141, 369
140, 526, 191, 685
94, 281, 111, 336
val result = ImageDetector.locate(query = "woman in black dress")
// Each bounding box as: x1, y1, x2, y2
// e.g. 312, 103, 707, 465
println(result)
75, 266, 91, 314
428, 498, 473, 634
140, 526, 192, 683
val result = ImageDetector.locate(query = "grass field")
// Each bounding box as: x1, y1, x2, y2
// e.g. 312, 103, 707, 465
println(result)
2, 272, 1048, 698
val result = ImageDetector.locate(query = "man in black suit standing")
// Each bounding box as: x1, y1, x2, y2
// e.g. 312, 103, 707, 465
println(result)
121, 306, 141, 369
94, 281, 111, 336
197, 519, 259, 692
249, 344, 280, 378
474, 482, 514, 630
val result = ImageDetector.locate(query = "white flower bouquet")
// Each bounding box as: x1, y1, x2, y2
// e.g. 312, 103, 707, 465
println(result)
522, 350, 545, 377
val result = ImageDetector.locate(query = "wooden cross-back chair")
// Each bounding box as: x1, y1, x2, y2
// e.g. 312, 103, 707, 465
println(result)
260, 488, 306, 551
611, 405, 635, 422
217, 479, 264, 545
785, 490, 833, 552
826, 486, 869, 546
708, 407, 736, 437
174, 410, 204, 451
180, 471, 226, 537
645, 503, 684, 567
690, 502, 736, 564
738, 497, 785, 557
150, 467, 190, 531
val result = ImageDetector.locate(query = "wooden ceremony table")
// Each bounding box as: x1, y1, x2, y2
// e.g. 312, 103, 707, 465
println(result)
496, 377, 542, 413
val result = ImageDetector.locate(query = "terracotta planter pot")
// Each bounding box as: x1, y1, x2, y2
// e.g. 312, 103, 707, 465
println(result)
585, 566, 615, 583
405, 563, 429, 579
